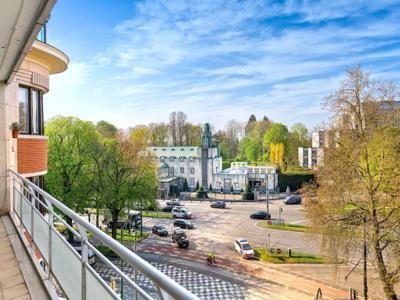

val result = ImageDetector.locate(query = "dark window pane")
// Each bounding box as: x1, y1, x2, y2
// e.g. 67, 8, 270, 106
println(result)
31, 90, 40, 134
19, 88, 29, 132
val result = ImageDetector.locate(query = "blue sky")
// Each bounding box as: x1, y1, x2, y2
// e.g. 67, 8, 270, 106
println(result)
45, 0, 400, 131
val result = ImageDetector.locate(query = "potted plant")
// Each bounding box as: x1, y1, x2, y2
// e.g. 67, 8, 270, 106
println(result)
9, 122, 21, 138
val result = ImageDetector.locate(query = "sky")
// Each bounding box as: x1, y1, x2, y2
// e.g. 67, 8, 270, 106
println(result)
45, 0, 400, 131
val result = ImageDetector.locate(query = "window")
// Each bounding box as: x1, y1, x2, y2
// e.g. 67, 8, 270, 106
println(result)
190, 167, 195, 174
169, 157, 175, 162
160, 157, 165, 162
180, 167, 185, 174
189, 157, 194, 162
19, 86, 43, 135
179, 157, 185, 162
169, 167, 174, 176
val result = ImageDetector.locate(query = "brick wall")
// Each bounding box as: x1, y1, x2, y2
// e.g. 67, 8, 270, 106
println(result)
17, 137, 48, 174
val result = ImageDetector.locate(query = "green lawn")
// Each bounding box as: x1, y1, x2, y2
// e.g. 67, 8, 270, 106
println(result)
105, 229, 149, 242
142, 211, 172, 219
257, 221, 308, 232
254, 248, 331, 264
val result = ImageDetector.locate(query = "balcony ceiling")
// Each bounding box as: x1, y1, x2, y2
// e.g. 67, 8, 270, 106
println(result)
0, 0, 56, 83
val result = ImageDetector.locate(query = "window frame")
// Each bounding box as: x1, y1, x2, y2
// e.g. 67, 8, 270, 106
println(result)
19, 85, 44, 135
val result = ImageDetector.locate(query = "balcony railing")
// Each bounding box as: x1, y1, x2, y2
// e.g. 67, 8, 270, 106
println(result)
9, 170, 199, 300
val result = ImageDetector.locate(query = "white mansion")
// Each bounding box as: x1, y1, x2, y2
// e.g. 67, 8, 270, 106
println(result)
149, 124, 222, 195
149, 124, 278, 197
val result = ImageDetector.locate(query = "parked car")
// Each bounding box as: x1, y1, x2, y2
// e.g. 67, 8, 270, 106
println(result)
166, 199, 183, 206
284, 195, 302, 205
69, 238, 96, 265
172, 228, 189, 248
172, 207, 192, 219
173, 219, 194, 229
210, 201, 226, 208
161, 205, 175, 212
234, 238, 255, 259
250, 210, 271, 220
152, 224, 168, 236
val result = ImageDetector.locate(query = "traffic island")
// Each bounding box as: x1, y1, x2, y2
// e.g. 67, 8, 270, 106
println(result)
254, 247, 332, 264
257, 221, 308, 232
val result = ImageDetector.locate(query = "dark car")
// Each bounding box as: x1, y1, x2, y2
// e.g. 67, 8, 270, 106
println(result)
161, 206, 175, 212
172, 228, 189, 248
250, 211, 271, 220
173, 219, 194, 229
152, 224, 168, 236
284, 195, 302, 205
166, 199, 183, 206
210, 201, 226, 208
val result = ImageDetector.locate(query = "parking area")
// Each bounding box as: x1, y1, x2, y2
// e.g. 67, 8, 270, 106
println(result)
141, 199, 319, 259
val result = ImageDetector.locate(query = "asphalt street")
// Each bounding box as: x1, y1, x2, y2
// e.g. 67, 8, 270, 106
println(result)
142, 199, 320, 257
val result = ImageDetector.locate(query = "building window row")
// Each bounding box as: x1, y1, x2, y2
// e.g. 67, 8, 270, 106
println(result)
19, 86, 43, 135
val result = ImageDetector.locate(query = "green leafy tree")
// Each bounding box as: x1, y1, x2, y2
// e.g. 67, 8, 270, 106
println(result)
46, 116, 98, 240
287, 123, 310, 166
96, 120, 118, 138
96, 133, 156, 239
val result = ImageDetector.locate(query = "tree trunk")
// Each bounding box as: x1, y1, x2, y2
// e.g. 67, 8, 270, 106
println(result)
66, 216, 74, 243
373, 237, 398, 299
111, 212, 118, 240
96, 205, 100, 228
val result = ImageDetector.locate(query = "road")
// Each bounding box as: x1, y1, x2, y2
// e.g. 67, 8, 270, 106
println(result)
142, 199, 320, 258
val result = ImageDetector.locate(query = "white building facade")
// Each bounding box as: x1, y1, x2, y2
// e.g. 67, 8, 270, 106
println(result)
149, 124, 222, 193
213, 162, 278, 193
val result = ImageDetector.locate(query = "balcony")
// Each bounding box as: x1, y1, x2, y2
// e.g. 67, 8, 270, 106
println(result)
8, 170, 198, 300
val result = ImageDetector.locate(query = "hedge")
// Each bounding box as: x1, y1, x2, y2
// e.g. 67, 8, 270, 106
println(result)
278, 171, 315, 191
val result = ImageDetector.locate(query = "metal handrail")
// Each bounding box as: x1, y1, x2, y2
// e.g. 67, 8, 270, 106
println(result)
9, 169, 199, 300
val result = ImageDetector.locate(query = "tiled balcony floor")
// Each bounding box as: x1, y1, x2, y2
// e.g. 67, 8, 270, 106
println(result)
0, 217, 30, 300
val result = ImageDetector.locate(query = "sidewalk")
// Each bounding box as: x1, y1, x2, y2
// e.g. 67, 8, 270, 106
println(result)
138, 242, 349, 300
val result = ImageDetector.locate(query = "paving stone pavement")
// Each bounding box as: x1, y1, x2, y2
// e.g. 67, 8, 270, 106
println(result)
135, 238, 348, 300
93, 259, 259, 300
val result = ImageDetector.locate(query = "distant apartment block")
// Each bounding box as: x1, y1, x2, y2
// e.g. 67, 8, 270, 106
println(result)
298, 130, 329, 169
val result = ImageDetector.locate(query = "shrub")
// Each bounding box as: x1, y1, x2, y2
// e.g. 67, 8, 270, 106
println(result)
196, 186, 208, 198
209, 184, 213, 192
196, 182, 200, 191
242, 183, 254, 200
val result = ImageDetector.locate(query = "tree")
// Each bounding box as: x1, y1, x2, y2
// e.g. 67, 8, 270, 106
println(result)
96, 120, 118, 138
46, 116, 98, 240
196, 181, 200, 191
97, 132, 156, 239
287, 123, 310, 166
169, 111, 187, 146
183, 178, 189, 192
209, 184, 213, 192
183, 123, 202, 146
148, 122, 169, 146
242, 183, 254, 200
226, 119, 243, 158
304, 67, 400, 300
264, 123, 289, 164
